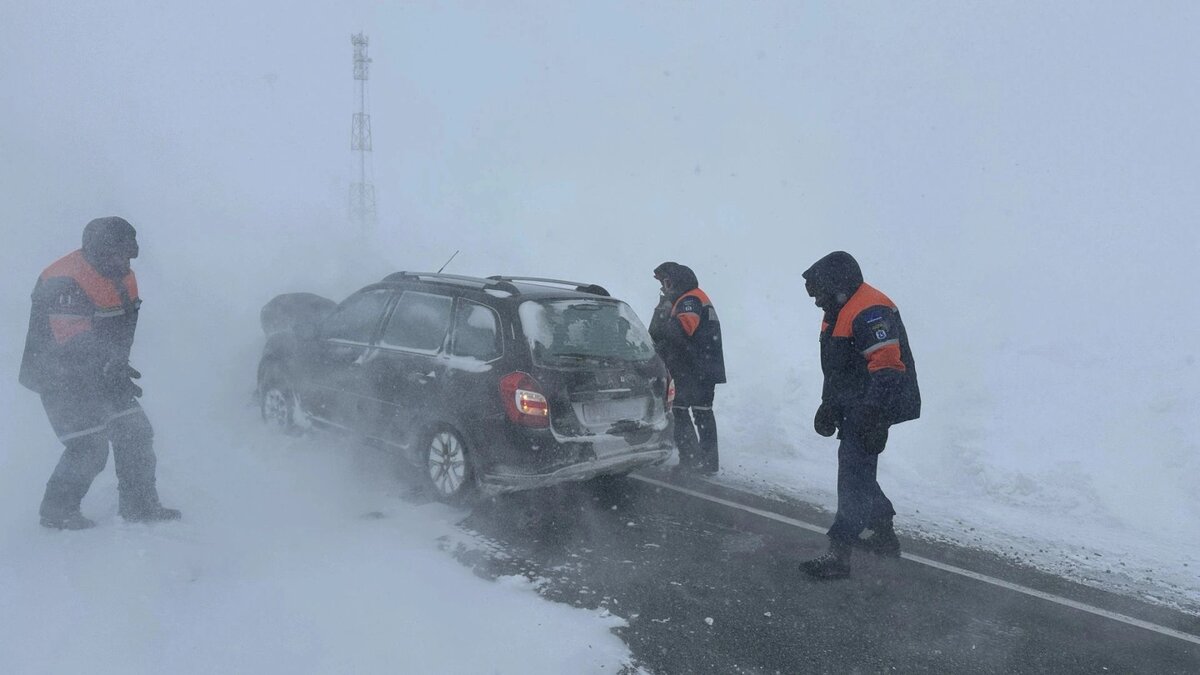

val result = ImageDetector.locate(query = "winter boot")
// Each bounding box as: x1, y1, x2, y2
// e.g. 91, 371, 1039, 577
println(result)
855, 519, 902, 558
693, 407, 719, 475
40, 512, 97, 531
801, 538, 852, 579
121, 504, 182, 523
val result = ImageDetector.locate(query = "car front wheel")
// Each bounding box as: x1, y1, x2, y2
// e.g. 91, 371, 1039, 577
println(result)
260, 364, 304, 435
423, 427, 474, 503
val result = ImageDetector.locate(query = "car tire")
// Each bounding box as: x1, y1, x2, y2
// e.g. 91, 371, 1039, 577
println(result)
260, 362, 304, 435
421, 426, 475, 504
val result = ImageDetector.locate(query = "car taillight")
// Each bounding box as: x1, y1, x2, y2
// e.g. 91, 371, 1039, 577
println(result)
666, 375, 676, 407
499, 371, 550, 428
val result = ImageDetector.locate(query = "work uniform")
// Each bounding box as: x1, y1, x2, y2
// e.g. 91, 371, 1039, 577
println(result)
20, 222, 168, 525
650, 263, 726, 473
817, 281, 919, 543
800, 251, 920, 577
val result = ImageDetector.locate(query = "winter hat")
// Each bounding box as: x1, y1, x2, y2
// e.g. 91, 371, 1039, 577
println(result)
653, 261, 680, 280
82, 216, 139, 259
802, 251, 863, 298
653, 262, 699, 292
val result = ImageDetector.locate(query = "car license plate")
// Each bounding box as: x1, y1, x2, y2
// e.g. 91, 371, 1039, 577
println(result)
582, 397, 649, 424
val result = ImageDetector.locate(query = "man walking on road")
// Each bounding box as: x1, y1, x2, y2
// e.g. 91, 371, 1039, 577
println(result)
20, 217, 181, 529
799, 251, 920, 578
649, 262, 726, 475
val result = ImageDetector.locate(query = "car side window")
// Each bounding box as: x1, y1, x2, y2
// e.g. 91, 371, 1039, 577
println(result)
450, 300, 502, 360
381, 291, 454, 353
319, 289, 391, 343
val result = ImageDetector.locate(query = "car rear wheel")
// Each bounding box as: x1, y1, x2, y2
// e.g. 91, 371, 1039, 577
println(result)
260, 363, 304, 435
423, 427, 475, 503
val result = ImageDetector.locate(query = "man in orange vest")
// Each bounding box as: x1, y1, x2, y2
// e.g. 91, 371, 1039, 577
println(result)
799, 251, 920, 579
20, 217, 181, 529
649, 262, 726, 475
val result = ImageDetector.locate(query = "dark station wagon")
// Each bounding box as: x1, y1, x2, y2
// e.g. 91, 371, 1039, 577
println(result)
256, 273, 675, 502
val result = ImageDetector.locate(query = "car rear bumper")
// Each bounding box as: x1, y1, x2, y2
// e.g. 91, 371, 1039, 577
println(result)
478, 445, 671, 495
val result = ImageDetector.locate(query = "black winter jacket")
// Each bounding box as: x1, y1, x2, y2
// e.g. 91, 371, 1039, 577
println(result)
802, 252, 919, 426
649, 263, 726, 386
19, 249, 140, 394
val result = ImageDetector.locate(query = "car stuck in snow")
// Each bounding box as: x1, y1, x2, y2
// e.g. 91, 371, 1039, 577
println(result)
257, 272, 675, 502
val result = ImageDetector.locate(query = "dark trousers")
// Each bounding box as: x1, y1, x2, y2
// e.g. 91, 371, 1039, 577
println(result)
826, 424, 895, 543
39, 390, 160, 519
673, 382, 718, 471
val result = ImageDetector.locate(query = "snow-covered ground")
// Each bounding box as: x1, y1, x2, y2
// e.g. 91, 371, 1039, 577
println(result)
0, 317, 634, 674
719, 358, 1200, 614
709, 292, 1200, 615
3, 2, 1199, 672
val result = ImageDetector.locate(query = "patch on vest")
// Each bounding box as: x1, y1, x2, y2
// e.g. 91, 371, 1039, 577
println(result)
863, 311, 891, 342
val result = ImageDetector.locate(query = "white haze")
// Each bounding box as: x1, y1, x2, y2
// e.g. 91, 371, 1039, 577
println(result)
2, 1, 1198, 671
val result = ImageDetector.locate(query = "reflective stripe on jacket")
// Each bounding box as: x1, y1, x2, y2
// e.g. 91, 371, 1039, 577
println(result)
819, 282, 919, 424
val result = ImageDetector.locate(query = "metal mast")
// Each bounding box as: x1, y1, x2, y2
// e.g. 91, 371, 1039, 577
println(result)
350, 32, 376, 235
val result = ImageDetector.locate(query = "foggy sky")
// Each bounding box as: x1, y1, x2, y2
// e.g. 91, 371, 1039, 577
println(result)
3, 2, 1198, 527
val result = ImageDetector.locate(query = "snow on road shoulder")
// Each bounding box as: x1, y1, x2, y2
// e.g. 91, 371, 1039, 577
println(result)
0, 396, 631, 675
716, 350, 1200, 617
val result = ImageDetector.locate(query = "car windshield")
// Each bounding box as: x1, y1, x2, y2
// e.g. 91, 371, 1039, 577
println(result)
519, 299, 656, 365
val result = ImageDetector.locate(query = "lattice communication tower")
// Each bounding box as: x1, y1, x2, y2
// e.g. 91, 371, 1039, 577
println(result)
350, 32, 376, 234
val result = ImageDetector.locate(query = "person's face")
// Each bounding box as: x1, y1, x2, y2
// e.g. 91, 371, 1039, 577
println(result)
805, 277, 831, 311
658, 276, 671, 293
100, 250, 134, 276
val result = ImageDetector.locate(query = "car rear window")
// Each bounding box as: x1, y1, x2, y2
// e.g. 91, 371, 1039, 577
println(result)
519, 299, 656, 366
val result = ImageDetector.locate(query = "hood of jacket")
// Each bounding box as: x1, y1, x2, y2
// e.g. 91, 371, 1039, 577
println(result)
653, 261, 699, 301
82, 216, 139, 278
802, 251, 863, 313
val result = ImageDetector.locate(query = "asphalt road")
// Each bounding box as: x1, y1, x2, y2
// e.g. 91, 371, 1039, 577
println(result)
451, 469, 1200, 674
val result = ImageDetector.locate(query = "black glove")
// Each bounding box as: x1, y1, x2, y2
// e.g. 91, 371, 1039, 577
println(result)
102, 359, 143, 399
124, 363, 143, 398
845, 403, 889, 454
813, 402, 841, 437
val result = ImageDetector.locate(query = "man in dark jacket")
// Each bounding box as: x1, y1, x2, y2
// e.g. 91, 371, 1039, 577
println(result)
799, 251, 919, 579
649, 262, 726, 475
20, 217, 181, 529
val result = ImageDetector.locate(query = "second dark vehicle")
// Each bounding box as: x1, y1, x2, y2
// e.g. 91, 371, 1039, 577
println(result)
256, 273, 675, 502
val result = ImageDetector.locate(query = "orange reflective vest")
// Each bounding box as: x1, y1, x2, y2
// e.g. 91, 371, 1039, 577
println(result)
19, 250, 140, 393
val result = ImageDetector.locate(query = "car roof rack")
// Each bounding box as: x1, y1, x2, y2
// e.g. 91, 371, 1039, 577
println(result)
487, 276, 610, 297
381, 271, 520, 295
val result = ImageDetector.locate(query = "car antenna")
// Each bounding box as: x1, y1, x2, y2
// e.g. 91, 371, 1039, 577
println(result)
437, 250, 460, 274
